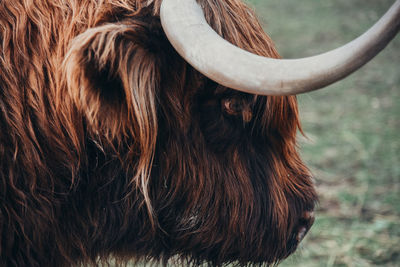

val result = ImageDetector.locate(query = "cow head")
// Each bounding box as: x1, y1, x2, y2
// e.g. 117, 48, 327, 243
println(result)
62, 0, 322, 264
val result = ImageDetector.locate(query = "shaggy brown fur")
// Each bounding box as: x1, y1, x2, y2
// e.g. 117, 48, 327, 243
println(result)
0, 0, 317, 266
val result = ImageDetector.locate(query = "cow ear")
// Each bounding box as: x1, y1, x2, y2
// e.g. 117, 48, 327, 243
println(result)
63, 22, 162, 217
63, 22, 160, 145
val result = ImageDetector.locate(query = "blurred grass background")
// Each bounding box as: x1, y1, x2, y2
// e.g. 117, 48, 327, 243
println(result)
245, 0, 400, 266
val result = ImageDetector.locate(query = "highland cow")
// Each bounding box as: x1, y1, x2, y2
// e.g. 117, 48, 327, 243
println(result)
0, 0, 399, 266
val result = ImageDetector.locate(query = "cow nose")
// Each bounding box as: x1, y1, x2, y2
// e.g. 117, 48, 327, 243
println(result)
296, 211, 315, 242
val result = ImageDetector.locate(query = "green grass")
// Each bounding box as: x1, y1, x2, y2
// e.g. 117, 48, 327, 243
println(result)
246, 0, 400, 266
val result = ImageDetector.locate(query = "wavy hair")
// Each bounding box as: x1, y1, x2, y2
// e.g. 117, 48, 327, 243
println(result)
0, 0, 317, 266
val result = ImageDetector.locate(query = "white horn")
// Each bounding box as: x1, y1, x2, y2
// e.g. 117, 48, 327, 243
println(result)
160, 0, 400, 95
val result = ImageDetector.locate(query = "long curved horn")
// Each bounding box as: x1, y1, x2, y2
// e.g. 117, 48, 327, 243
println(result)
160, 0, 400, 95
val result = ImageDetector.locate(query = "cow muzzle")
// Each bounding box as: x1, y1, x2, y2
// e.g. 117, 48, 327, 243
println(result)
286, 211, 315, 255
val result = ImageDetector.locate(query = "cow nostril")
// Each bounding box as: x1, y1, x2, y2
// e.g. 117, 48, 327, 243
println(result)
296, 211, 315, 242
297, 226, 308, 241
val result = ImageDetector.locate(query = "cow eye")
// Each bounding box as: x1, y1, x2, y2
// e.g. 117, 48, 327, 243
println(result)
222, 98, 241, 115
221, 98, 253, 123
